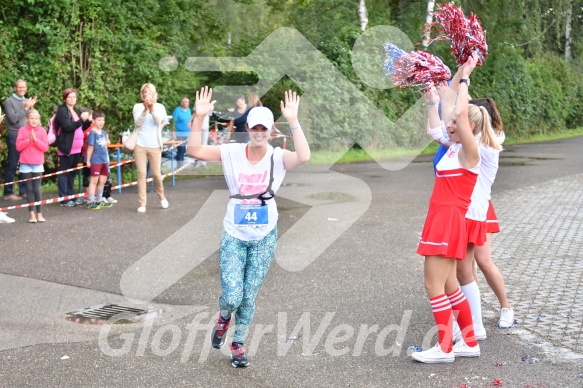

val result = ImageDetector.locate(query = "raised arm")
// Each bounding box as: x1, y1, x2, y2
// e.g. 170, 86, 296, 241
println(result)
281, 90, 310, 170
187, 86, 221, 162
455, 53, 479, 169
424, 87, 450, 146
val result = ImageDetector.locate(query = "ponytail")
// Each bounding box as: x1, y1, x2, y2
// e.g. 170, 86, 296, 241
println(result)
468, 104, 501, 150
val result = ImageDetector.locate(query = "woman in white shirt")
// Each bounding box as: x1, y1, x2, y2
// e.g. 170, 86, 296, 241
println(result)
132, 83, 169, 213
188, 86, 310, 368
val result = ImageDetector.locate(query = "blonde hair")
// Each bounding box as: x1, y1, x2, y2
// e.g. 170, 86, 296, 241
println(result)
140, 83, 157, 100
248, 92, 261, 107
26, 109, 40, 119
468, 104, 501, 150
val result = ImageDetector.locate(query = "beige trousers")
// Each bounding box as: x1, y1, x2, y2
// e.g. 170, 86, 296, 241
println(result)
134, 145, 164, 207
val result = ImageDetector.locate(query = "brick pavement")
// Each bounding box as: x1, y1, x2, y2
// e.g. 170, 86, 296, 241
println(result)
484, 173, 583, 355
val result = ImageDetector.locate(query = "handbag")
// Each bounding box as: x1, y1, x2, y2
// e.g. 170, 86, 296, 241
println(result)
122, 129, 138, 154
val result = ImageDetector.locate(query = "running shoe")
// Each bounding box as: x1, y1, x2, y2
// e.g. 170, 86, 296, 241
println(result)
60, 200, 76, 207
499, 307, 515, 328
87, 202, 102, 210
99, 200, 113, 208
211, 314, 231, 349
452, 340, 480, 357
411, 343, 454, 363
107, 197, 118, 204
230, 342, 249, 368
74, 198, 85, 206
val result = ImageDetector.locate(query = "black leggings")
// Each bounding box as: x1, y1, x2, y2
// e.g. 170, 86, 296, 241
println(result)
21, 172, 42, 213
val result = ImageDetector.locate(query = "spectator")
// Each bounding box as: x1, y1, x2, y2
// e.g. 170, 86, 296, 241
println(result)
85, 111, 113, 210
132, 83, 169, 213
55, 88, 89, 206
3, 79, 37, 200
16, 109, 48, 222
171, 96, 191, 167
227, 94, 251, 144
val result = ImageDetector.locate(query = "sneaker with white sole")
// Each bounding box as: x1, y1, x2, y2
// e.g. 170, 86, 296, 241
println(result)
411, 343, 454, 363
137, 206, 146, 213
452, 340, 480, 357
499, 307, 515, 328
106, 197, 118, 204
0, 212, 16, 224
160, 199, 169, 209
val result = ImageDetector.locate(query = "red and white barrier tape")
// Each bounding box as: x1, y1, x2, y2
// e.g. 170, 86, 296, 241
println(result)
0, 140, 187, 187
0, 158, 195, 212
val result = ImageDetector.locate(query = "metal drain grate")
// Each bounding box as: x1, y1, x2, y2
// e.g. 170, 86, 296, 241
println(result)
66, 303, 157, 324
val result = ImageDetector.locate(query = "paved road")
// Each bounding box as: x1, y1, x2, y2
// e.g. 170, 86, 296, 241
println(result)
1, 137, 582, 387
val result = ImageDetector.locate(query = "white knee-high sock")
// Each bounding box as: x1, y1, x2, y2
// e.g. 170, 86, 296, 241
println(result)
460, 281, 484, 328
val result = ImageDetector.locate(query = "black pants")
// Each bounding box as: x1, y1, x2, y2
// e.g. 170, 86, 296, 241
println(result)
58, 153, 81, 203
21, 172, 42, 213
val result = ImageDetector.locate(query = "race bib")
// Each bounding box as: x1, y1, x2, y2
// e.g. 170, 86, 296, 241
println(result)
234, 204, 268, 226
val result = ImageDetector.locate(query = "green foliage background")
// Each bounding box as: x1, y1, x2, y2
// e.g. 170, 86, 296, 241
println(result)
1, 0, 582, 167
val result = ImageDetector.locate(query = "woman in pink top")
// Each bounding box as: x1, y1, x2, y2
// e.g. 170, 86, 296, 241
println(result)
16, 109, 49, 223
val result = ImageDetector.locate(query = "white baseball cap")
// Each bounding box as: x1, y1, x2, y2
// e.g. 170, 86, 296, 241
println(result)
247, 107, 274, 129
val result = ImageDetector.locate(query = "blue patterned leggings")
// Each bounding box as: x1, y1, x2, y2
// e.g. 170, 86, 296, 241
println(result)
218, 227, 277, 343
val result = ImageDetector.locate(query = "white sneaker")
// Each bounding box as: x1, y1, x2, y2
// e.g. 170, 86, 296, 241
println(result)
499, 307, 515, 328
453, 340, 480, 357
107, 197, 118, 204
411, 343, 454, 363
474, 325, 487, 340
0, 212, 15, 224
137, 206, 146, 213
160, 199, 169, 209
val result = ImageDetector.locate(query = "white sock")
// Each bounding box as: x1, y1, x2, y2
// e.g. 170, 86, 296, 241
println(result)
460, 281, 484, 328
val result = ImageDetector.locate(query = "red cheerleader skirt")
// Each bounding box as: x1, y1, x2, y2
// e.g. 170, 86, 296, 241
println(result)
466, 218, 487, 246
417, 205, 469, 261
485, 200, 500, 234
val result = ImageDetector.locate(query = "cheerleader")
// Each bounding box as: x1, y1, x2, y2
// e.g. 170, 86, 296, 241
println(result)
413, 53, 481, 363
430, 91, 514, 336
470, 99, 514, 329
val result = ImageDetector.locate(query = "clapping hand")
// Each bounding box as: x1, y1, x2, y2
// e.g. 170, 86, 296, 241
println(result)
280, 90, 300, 122
195, 86, 216, 117
24, 96, 38, 110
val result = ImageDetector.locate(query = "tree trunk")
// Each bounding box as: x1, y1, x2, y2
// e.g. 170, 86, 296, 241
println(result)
423, 0, 436, 47
565, 0, 572, 61
358, 0, 368, 31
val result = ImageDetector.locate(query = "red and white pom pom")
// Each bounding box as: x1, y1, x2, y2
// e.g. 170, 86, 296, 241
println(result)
392, 50, 451, 90
425, 2, 488, 65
